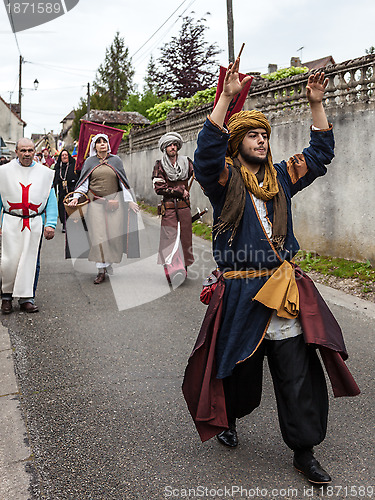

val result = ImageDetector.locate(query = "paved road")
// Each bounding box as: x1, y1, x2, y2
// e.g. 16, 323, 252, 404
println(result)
1, 212, 374, 499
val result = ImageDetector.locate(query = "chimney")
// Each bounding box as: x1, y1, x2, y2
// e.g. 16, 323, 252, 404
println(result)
290, 57, 301, 67
268, 64, 278, 73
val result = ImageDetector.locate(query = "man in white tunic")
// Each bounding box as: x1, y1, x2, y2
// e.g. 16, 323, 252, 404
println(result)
0, 138, 58, 313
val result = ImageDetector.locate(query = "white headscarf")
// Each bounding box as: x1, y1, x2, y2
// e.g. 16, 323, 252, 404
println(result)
158, 131, 189, 181
158, 132, 183, 152
89, 133, 111, 157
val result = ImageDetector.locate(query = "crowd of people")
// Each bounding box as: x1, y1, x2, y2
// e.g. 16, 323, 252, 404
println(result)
0, 59, 360, 486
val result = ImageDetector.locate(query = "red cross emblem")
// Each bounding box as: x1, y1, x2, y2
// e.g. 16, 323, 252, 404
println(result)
7, 183, 42, 231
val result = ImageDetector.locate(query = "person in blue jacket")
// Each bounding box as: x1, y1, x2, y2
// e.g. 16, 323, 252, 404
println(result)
0, 138, 58, 313
193, 59, 337, 484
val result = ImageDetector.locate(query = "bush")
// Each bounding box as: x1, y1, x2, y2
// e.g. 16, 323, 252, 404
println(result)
263, 66, 308, 82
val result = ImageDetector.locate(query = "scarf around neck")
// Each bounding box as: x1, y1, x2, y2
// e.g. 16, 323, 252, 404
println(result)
161, 153, 190, 182
213, 157, 287, 250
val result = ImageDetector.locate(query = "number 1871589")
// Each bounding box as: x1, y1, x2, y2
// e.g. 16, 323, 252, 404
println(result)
6, 3, 62, 14
319, 486, 374, 497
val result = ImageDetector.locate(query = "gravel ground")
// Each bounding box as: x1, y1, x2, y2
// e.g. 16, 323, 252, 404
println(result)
306, 270, 375, 303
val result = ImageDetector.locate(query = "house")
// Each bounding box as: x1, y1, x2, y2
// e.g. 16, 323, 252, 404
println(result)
302, 56, 336, 71
32, 132, 59, 155
267, 55, 336, 75
59, 110, 76, 149
0, 95, 27, 154
290, 56, 336, 71
81, 109, 150, 128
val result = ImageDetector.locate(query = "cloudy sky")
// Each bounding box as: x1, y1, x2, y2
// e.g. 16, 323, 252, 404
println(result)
1, 0, 374, 137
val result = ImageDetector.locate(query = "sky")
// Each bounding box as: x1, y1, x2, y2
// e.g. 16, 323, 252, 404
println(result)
1, 0, 374, 138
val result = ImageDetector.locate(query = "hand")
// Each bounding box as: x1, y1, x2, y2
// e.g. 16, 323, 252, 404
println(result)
44, 226, 55, 240
182, 189, 189, 200
222, 57, 252, 99
68, 198, 78, 207
129, 201, 140, 213
210, 54, 251, 127
306, 72, 329, 104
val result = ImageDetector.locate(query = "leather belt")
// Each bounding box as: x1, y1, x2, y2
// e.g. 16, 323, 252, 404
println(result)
163, 200, 189, 209
3, 209, 45, 219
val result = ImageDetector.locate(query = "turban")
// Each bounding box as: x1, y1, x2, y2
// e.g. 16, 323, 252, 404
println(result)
89, 134, 111, 157
227, 110, 271, 158
158, 132, 183, 152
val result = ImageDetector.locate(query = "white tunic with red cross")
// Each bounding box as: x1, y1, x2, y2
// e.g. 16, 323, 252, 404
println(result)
0, 159, 54, 298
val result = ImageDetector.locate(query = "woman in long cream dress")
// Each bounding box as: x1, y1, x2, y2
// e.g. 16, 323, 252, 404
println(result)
68, 134, 140, 284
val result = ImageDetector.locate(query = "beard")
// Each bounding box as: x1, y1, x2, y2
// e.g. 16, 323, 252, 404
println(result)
167, 150, 177, 159
238, 142, 268, 166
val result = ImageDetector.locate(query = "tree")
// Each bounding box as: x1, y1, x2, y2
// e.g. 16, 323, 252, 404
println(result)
154, 16, 221, 99
143, 55, 160, 94
122, 91, 164, 121
94, 32, 134, 110
366, 46, 375, 55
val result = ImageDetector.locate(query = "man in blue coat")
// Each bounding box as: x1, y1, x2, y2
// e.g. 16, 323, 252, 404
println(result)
183, 58, 359, 484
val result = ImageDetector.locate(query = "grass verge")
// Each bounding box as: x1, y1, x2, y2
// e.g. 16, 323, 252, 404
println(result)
192, 220, 212, 241
294, 251, 375, 294
138, 201, 158, 217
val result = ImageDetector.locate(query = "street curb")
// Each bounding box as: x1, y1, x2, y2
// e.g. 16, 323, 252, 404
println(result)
0, 323, 31, 499
315, 282, 375, 320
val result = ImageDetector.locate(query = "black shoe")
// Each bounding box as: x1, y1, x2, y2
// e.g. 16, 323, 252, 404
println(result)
217, 424, 238, 448
1, 299, 13, 314
293, 450, 331, 484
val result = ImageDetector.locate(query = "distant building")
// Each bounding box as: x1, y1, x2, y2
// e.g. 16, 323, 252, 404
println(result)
81, 109, 150, 128
31, 132, 59, 155
290, 55, 336, 71
0, 95, 27, 154
59, 110, 76, 149
31, 133, 47, 145
302, 56, 336, 71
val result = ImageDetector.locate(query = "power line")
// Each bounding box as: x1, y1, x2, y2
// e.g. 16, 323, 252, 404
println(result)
4, 0, 22, 56
22, 108, 67, 116
132, 0, 197, 67
131, 0, 192, 59
23, 85, 85, 92
26, 60, 95, 74
26, 60, 96, 78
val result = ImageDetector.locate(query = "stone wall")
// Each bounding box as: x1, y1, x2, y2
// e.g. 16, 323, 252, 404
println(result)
118, 55, 375, 263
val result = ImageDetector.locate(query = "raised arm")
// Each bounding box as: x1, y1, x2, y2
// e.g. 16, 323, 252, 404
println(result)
306, 72, 329, 129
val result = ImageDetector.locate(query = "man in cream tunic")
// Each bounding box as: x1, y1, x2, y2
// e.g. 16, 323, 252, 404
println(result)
0, 138, 58, 313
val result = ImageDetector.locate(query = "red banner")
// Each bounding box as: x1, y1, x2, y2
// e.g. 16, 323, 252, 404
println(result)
75, 121, 124, 171
214, 66, 253, 124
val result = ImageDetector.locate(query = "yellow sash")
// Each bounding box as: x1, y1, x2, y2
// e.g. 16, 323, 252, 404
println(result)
253, 261, 299, 318
223, 261, 299, 319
